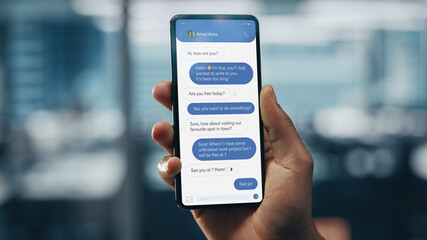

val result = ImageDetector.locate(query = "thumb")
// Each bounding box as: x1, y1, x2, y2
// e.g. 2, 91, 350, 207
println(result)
260, 85, 312, 169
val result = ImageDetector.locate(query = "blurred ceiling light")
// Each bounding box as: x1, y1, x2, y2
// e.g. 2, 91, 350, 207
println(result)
20, 149, 126, 200
313, 107, 372, 139
410, 143, 427, 181
345, 148, 397, 179
406, 109, 427, 137
25, 111, 64, 152
93, 16, 124, 32
302, 0, 427, 31
261, 15, 370, 45
81, 110, 125, 141
26, 111, 60, 141
344, 148, 376, 178
71, 0, 123, 17
372, 148, 397, 179
375, 107, 406, 136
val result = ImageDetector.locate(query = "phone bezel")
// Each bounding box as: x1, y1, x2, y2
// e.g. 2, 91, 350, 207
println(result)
170, 14, 265, 210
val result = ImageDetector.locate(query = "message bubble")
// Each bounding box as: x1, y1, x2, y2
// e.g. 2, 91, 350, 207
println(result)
182, 48, 224, 60
234, 178, 258, 190
188, 102, 254, 115
186, 164, 237, 177
185, 118, 246, 135
189, 63, 253, 85
192, 137, 256, 161
183, 88, 230, 100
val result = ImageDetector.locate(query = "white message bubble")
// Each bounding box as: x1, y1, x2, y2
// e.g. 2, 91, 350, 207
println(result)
186, 164, 237, 177
183, 88, 230, 100
182, 48, 224, 60
185, 118, 246, 136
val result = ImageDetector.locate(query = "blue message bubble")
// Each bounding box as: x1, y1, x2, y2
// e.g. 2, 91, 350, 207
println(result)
234, 178, 258, 190
190, 63, 253, 85
188, 102, 254, 115
192, 137, 256, 161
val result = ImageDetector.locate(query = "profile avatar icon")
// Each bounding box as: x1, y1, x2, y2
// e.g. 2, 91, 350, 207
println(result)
187, 30, 195, 38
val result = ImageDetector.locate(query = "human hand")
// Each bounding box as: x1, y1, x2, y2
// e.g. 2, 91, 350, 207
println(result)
152, 81, 324, 240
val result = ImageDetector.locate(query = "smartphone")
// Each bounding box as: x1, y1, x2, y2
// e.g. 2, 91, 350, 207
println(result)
170, 14, 264, 209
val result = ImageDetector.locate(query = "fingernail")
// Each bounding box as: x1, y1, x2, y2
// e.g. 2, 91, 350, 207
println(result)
270, 86, 278, 104
158, 160, 169, 173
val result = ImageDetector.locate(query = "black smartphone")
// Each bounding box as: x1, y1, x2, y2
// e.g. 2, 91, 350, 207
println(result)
170, 14, 265, 209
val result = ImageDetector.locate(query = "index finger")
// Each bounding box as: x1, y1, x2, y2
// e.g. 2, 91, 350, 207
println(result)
152, 81, 172, 111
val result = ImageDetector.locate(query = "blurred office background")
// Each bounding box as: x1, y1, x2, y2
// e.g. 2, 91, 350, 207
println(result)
0, 0, 426, 239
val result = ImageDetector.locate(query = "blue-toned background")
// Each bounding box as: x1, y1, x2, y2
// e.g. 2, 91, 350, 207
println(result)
0, 0, 427, 240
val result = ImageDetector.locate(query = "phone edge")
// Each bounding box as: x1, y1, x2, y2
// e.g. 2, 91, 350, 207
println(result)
170, 14, 265, 210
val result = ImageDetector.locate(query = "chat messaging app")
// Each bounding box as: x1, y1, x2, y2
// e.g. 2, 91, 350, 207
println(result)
176, 19, 262, 206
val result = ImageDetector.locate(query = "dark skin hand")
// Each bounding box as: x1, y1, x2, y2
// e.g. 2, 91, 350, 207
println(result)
152, 81, 324, 240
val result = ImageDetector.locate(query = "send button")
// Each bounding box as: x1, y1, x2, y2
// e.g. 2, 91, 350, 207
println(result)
234, 178, 258, 190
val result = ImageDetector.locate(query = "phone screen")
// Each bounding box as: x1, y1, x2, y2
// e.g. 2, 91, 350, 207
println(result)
171, 15, 264, 208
